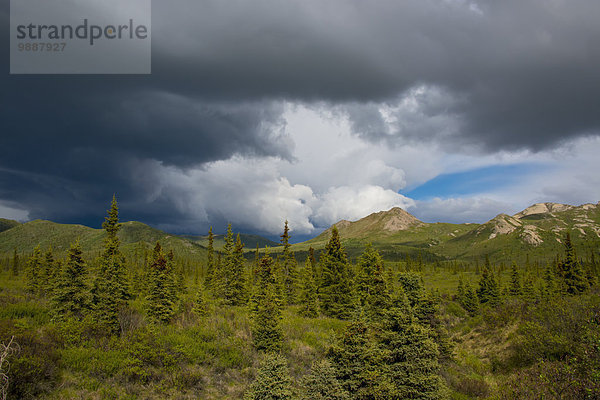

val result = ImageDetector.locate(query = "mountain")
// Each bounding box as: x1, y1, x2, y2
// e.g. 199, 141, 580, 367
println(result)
290, 202, 600, 264
0, 219, 206, 261
0, 218, 20, 233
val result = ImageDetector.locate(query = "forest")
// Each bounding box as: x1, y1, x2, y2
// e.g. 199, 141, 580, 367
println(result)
0, 197, 598, 399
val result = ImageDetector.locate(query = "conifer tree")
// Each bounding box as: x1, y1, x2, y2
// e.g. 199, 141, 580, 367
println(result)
11, 249, 19, 276
509, 263, 522, 296
462, 282, 479, 315
224, 233, 247, 305
308, 246, 318, 281
477, 266, 500, 306
355, 244, 390, 319
41, 247, 57, 296
92, 195, 130, 334
541, 263, 556, 297
377, 303, 446, 399
51, 240, 89, 319
146, 242, 176, 323
166, 250, 182, 311
300, 359, 349, 400
522, 274, 537, 302
298, 258, 319, 318
559, 232, 588, 294
319, 227, 354, 319
328, 315, 392, 399
244, 353, 293, 400
250, 253, 284, 352
278, 221, 298, 304
193, 281, 209, 318
25, 245, 42, 295
204, 227, 215, 290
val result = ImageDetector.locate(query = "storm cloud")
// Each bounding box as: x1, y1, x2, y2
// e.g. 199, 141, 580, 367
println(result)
1, 0, 600, 234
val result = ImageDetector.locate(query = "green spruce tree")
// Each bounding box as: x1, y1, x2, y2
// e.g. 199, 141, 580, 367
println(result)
559, 232, 588, 294
319, 227, 354, 319
51, 240, 90, 319
477, 266, 500, 306
355, 244, 390, 319
250, 253, 284, 352
278, 221, 299, 305
300, 359, 349, 400
92, 195, 130, 334
509, 263, 522, 297
244, 353, 293, 400
25, 245, 42, 295
298, 258, 319, 318
146, 242, 176, 323
204, 227, 215, 290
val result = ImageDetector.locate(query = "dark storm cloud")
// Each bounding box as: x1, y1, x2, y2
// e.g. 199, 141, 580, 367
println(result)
2, 0, 600, 228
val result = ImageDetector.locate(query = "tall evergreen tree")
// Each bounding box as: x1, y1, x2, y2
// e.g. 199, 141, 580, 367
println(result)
522, 274, 537, 302
278, 221, 299, 304
250, 253, 284, 352
319, 227, 354, 319
146, 242, 176, 323
559, 232, 588, 294
377, 303, 446, 399
193, 279, 209, 318
355, 244, 390, 319
300, 360, 349, 400
204, 227, 215, 290
25, 245, 42, 295
51, 240, 89, 319
244, 353, 293, 400
509, 263, 522, 296
477, 266, 500, 306
91, 195, 130, 334
328, 315, 392, 399
11, 248, 19, 276
224, 233, 247, 305
298, 258, 319, 318
462, 282, 479, 316
41, 247, 57, 296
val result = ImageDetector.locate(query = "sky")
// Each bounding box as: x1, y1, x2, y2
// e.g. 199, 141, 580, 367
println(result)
2, 0, 600, 240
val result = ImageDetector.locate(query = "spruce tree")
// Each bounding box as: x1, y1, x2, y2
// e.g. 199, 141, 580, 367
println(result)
91, 195, 130, 334
51, 240, 89, 319
541, 263, 556, 297
509, 263, 522, 296
41, 247, 57, 297
462, 282, 479, 316
193, 280, 209, 318
377, 303, 446, 399
319, 227, 354, 319
522, 274, 537, 302
204, 227, 215, 290
300, 360, 349, 400
224, 233, 247, 305
327, 315, 392, 399
298, 258, 319, 318
146, 242, 176, 323
278, 221, 299, 305
250, 253, 284, 352
477, 266, 500, 306
559, 232, 588, 294
244, 353, 293, 400
25, 245, 42, 295
355, 244, 390, 319
11, 249, 19, 276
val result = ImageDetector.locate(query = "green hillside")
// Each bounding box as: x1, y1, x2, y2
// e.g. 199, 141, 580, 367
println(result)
0, 218, 20, 233
0, 219, 207, 263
